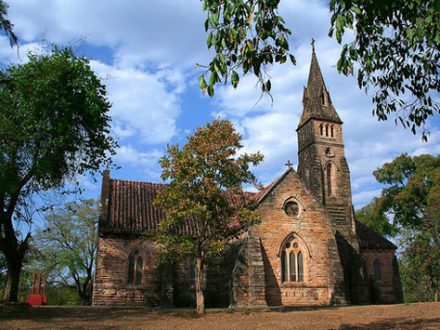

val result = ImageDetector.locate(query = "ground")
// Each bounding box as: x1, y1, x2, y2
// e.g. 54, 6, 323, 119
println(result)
1, 302, 439, 329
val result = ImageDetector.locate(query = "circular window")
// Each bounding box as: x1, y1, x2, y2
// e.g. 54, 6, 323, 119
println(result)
284, 201, 299, 217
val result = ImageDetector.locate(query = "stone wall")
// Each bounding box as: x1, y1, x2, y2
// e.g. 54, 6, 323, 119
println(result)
92, 236, 161, 306
362, 249, 403, 304
93, 235, 243, 307
231, 233, 267, 307
254, 170, 347, 306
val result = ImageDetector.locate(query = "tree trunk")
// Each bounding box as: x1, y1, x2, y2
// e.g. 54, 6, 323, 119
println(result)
435, 290, 439, 302
195, 257, 205, 315
2, 250, 25, 302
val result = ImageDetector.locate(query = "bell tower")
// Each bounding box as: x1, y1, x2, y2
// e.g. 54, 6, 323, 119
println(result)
296, 43, 358, 248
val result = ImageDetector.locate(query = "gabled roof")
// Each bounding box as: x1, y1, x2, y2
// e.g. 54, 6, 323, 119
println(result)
355, 221, 397, 250
297, 47, 342, 130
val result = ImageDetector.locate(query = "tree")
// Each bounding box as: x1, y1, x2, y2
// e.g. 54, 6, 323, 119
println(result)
356, 200, 397, 237
0, 47, 116, 302
33, 199, 99, 305
199, 0, 439, 139
198, 0, 293, 96
400, 199, 440, 302
0, 0, 17, 47
371, 153, 440, 231
357, 153, 440, 302
357, 153, 440, 236
153, 119, 263, 314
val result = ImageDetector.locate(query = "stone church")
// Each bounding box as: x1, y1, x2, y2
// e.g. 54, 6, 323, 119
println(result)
92, 49, 403, 307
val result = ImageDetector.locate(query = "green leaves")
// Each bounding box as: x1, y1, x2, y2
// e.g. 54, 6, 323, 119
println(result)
34, 199, 99, 305
231, 70, 239, 88
0, 0, 17, 48
329, 0, 440, 140
199, 0, 295, 96
370, 153, 440, 230
154, 119, 263, 256
200, 0, 439, 140
0, 47, 117, 302
0, 47, 117, 191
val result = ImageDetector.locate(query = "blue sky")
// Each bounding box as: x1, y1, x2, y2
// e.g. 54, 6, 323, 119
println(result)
2, 0, 439, 210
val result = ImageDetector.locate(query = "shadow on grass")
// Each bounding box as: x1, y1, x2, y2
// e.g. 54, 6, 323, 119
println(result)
340, 317, 440, 330
0, 305, 203, 324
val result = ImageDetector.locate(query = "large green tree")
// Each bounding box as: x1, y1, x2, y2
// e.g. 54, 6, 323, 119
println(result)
0, 47, 116, 302
369, 154, 440, 233
33, 199, 99, 305
357, 153, 440, 236
356, 153, 440, 302
199, 0, 439, 139
154, 119, 263, 314
399, 198, 440, 302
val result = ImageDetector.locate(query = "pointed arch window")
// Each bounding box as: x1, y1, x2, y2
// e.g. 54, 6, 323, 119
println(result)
325, 124, 329, 137
281, 239, 304, 282
326, 163, 333, 196
128, 249, 143, 285
330, 125, 334, 137
320, 124, 324, 136
373, 259, 381, 281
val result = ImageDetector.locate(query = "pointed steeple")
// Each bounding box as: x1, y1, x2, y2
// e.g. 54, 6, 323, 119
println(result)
297, 42, 342, 130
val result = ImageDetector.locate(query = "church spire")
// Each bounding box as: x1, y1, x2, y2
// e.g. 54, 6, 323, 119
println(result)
297, 42, 342, 130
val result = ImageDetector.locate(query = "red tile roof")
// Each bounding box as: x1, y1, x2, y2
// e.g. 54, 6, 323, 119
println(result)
99, 178, 259, 235
100, 179, 166, 234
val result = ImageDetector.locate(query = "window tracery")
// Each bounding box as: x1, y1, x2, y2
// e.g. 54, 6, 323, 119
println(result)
281, 237, 304, 282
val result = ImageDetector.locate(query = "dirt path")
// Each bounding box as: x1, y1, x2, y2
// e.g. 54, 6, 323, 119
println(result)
1, 302, 440, 329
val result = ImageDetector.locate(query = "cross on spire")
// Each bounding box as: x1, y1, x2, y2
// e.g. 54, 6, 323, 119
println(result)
285, 160, 293, 169
311, 38, 315, 53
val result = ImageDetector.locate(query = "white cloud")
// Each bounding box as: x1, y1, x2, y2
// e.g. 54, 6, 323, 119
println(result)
352, 189, 382, 208
114, 145, 163, 180
91, 60, 181, 145
8, 0, 209, 69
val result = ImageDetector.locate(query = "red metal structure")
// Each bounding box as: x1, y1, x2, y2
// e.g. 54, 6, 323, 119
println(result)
26, 272, 48, 306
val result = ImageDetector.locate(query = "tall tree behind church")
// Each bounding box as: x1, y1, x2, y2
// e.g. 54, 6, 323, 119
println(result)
154, 119, 263, 314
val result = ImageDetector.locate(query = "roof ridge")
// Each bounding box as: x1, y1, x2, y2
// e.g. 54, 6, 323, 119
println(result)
110, 178, 167, 187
